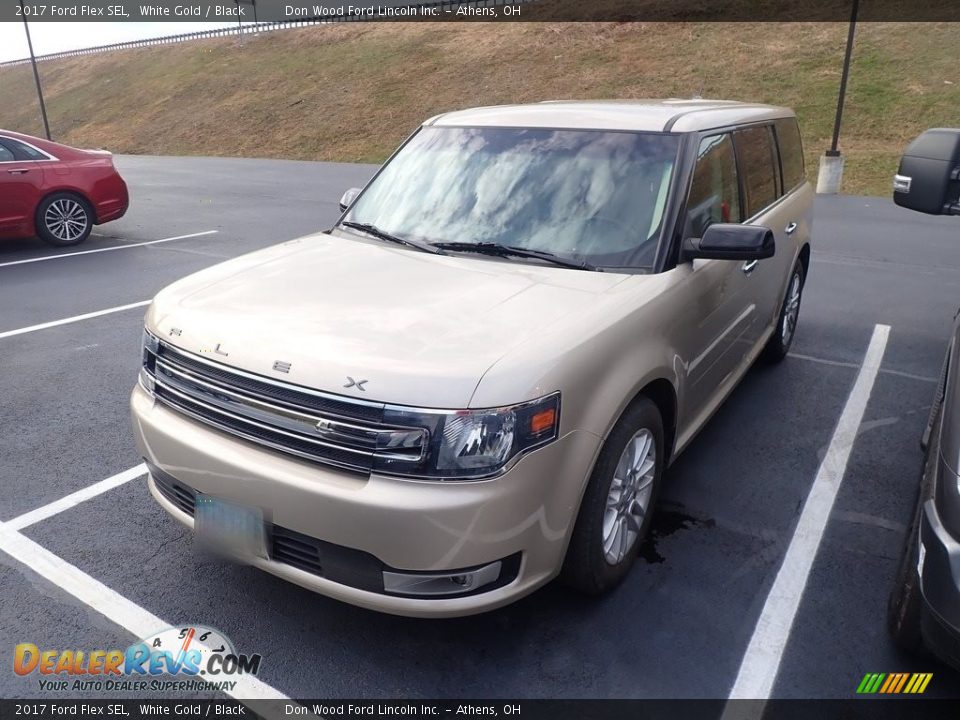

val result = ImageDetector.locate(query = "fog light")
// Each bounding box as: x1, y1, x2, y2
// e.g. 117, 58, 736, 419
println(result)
382, 561, 502, 597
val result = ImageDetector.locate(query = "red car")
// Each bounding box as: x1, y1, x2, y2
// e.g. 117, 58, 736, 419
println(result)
0, 130, 129, 247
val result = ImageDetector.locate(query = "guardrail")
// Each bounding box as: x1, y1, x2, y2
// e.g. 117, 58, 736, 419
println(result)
0, 0, 526, 69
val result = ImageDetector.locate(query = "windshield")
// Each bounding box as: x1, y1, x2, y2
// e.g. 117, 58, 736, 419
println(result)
344, 126, 680, 270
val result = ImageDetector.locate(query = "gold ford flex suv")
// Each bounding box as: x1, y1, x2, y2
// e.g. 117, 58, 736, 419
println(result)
131, 100, 813, 617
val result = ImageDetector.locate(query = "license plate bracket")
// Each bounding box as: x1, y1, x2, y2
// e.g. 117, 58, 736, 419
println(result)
195, 495, 268, 560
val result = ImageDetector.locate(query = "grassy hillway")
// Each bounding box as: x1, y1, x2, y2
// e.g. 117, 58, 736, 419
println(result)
1, 22, 958, 195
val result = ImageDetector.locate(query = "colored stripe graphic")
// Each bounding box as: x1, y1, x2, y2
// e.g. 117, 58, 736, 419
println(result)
857, 672, 932, 694
879, 674, 896, 693
857, 673, 885, 693
893, 673, 909, 693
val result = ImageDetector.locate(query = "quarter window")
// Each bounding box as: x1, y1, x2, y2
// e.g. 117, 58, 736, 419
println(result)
684, 133, 741, 240
734, 125, 779, 217
1, 137, 50, 161
774, 118, 805, 191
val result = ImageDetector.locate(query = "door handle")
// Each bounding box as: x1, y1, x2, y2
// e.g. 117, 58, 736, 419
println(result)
785, 222, 798, 235
742, 259, 759, 274
7, 169, 29, 175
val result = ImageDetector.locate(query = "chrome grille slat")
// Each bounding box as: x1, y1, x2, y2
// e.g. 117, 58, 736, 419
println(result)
155, 359, 384, 453
155, 356, 387, 435
147, 340, 428, 472
159, 343, 383, 422
153, 386, 377, 473
154, 377, 380, 458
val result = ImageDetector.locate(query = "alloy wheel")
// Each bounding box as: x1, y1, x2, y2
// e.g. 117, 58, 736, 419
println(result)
44, 198, 89, 244
781, 271, 802, 345
602, 428, 656, 565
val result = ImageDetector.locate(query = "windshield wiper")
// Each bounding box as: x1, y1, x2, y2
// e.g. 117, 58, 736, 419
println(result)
432, 242, 597, 271
340, 221, 446, 255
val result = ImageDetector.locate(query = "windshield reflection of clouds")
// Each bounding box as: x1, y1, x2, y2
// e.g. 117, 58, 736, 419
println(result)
348, 127, 679, 269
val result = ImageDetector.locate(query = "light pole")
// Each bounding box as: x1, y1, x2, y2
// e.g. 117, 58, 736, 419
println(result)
234, 0, 256, 38
817, 0, 860, 193
19, 0, 51, 140
829, 0, 859, 156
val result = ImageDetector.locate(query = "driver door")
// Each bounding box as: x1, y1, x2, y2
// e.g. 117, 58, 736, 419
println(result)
676, 132, 757, 424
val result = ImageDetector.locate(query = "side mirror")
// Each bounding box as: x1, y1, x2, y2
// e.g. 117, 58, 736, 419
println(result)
682, 223, 775, 262
893, 128, 960, 215
339, 187, 361, 212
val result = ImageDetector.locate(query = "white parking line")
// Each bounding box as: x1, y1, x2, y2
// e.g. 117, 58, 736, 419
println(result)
0, 520, 290, 701
7, 464, 147, 531
0, 231, 218, 268
726, 323, 890, 700
0, 300, 149, 340
790, 351, 936, 384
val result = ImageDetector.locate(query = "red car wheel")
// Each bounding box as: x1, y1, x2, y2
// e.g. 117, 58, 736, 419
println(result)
36, 192, 93, 247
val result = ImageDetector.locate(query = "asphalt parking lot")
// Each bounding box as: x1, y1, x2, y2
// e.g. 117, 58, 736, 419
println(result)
2, 154, 960, 701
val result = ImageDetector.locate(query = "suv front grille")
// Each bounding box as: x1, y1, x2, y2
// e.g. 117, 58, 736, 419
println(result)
142, 338, 427, 474
153, 471, 196, 517
270, 526, 324, 576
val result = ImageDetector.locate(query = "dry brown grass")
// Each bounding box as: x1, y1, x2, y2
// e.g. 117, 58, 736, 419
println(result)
1, 22, 957, 195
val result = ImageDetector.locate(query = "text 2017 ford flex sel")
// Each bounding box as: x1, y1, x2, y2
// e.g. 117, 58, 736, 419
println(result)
131, 100, 813, 617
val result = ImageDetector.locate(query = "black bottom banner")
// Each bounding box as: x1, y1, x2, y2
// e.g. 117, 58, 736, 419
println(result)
1, 700, 958, 720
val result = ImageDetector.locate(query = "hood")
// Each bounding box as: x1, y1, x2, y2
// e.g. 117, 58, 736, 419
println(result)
147, 231, 631, 407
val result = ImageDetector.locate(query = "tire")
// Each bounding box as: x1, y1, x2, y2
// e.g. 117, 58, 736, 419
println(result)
762, 259, 805, 363
561, 396, 664, 595
887, 493, 926, 655
35, 192, 94, 247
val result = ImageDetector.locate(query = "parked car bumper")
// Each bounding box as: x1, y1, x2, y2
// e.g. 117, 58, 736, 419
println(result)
94, 176, 129, 224
130, 383, 601, 617
919, 487, 960, 667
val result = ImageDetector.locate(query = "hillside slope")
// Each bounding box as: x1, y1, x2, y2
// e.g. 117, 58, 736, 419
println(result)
1, 22, 958, 195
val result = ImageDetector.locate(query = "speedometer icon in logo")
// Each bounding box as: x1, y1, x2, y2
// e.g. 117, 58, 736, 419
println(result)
145, 626, 235, 673
127, 625, 261, 677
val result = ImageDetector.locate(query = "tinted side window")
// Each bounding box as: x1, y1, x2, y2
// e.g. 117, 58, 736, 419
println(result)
0, 143, 14, 162
774, 118, 805, 190
3, 138, 49, 161
684, 133, 741, 239
734, 125, 779, 217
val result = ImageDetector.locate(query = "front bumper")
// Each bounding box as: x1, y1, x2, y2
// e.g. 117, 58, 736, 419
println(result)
131, 384, 601, 617
917, 423, 960, 665
919, 495, 960, 667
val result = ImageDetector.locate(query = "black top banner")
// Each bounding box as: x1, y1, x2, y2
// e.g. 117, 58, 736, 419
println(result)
2, 0, 957, 23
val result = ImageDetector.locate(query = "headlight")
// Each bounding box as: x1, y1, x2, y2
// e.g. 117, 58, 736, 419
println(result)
378, 392, 561, 480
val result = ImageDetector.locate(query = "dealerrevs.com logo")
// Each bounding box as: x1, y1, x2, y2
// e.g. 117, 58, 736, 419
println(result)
14, 625, 262, 693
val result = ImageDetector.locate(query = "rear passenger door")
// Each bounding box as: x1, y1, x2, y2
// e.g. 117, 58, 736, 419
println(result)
773, 115, 813, 295
732, 124, 793, 349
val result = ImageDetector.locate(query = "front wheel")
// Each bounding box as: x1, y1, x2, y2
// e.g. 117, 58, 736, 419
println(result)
36, 193, 93, 247
561, 397, 664, 595
762, 260, 805, 363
